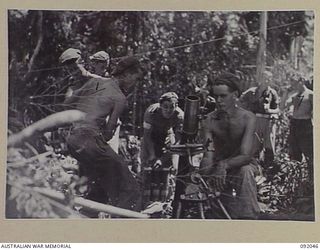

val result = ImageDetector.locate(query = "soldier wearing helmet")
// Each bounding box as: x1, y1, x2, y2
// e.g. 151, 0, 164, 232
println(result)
141, 92, 184, 169
140, 92, 184, 206
59, 48, 112, 98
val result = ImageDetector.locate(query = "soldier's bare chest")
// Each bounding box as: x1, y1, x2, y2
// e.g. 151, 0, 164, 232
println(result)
212, 117, 245, 139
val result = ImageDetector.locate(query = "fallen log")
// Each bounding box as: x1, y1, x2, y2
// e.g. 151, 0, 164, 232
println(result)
32, 187, 150, 219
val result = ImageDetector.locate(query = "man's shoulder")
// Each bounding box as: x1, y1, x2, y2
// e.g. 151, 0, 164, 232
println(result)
100, 77, 117, 87
95, 81, 126, 107
102, 79, 125, 95
238, 108, 256, 122
81, 77, 98, 88
241, 107, 255, 116
146, 103, 160, 113
144, 103, 161, 124
204, 110, 219, 122
144, 103, 161, 117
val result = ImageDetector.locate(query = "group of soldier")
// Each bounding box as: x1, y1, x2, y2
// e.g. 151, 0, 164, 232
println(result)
8, 48, 313, 219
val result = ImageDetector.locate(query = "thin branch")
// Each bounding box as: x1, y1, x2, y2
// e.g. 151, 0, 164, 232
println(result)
24, 11, 44, 80
7, 151, 53, 168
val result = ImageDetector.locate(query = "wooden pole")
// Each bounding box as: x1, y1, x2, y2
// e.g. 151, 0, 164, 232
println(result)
132, 86, 137, 136
256, 11, 268, 85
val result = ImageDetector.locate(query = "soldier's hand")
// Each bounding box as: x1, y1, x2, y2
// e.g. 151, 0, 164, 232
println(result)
75, 57, 84, 65
165, 133, 175, 146
152, 159, 162, 169
212, 161, 227, 191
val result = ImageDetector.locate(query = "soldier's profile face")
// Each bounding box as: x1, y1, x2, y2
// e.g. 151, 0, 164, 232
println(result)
212, 85, 236, 111
63, 63, 79, 77
121, 69, 140, 90
160, 100, 177, 118
92, 60, 106, 74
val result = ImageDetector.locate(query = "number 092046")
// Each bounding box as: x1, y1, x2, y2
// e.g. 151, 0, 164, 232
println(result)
300, 244, 318, 248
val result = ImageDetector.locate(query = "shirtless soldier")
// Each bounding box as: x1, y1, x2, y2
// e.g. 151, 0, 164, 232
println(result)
200, 73, 260, 219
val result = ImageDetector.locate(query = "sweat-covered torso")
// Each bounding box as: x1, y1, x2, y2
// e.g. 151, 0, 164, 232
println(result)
202, 108, 251, 161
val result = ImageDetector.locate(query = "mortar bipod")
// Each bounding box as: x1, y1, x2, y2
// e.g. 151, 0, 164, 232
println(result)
175, 170, 232, 219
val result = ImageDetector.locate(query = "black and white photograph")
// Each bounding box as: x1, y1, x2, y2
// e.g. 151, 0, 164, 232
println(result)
6, 10, 314, 221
